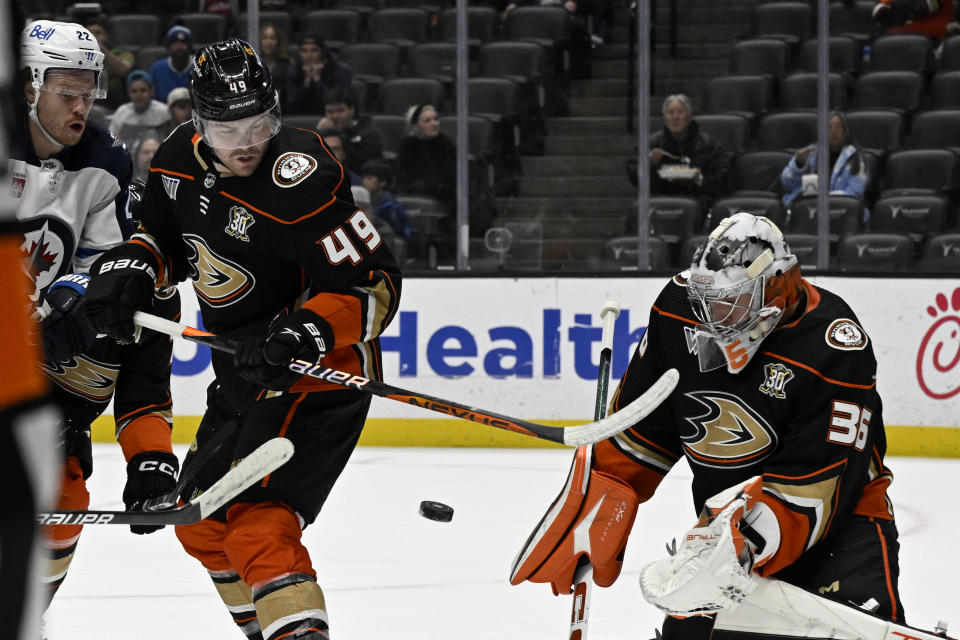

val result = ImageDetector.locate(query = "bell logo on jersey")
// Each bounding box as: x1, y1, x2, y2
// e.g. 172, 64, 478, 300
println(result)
680, 391, 779, 469
184, 233, 255, 307
225, 206, 255, 242
273, 152, 317, 188
759, 362, 794, 399
10, 170, 26, 198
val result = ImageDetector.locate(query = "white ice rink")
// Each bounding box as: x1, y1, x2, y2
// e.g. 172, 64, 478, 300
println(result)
45, 444, 960, 639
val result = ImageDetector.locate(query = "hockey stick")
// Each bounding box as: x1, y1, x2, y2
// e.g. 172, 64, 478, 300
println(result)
569, 301, 619, 640
36, 437, 294, 526
132, 311, 678, 447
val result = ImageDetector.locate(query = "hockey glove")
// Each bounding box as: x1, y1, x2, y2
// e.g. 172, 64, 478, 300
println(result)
123, 451, 179, 535
40, 273, 96, 363
235, 308, 333, 391
85, 244, 158, 344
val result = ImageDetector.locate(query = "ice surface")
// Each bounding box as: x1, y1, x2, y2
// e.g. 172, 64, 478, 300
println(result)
45, 445, 960, 639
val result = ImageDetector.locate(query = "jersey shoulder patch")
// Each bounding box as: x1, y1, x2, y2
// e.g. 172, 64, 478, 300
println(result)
824, 318, 869, 351
272, 151, 318, 188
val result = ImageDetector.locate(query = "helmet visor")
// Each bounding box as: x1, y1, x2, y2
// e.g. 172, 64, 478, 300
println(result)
194, 102, 281, 150
38, 69, 107, 104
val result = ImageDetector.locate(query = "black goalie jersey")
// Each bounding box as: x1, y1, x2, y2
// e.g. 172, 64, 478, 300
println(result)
595, 274, 895, 577
134, 123, 401, 403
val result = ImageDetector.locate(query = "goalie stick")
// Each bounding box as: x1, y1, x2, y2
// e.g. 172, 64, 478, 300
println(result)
36, 437, 294, 526
568, 301, 620, 640
132, 311, 679, 447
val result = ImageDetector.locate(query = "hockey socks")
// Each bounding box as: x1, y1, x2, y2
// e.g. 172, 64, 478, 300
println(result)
41, 457, 88, 606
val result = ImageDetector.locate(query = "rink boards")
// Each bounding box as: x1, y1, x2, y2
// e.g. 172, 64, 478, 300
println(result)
91, 276, 960, 456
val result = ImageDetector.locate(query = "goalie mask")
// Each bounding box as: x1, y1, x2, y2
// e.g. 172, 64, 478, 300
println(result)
687, 213, 803, 374
189, 39, 281, 150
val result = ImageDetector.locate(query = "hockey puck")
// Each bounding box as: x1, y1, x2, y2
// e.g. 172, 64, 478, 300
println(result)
419, 500, 454, 522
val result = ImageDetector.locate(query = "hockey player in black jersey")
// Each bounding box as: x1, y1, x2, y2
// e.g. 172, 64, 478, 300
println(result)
512, 212, 903, 638
85, 39, 402, 640
14, 20, 182, 634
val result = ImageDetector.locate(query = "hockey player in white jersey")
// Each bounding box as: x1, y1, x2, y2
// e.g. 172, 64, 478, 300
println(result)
12, 21, 181, 635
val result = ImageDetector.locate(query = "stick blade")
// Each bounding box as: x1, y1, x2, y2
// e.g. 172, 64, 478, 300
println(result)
561, 368, 679, 447
195, 437, 295, 520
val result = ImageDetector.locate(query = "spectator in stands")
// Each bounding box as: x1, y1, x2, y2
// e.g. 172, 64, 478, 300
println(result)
259, 23, 292, 106
780, 111, 869, 210
286, 34, 352, 115
109, 70, 170, 146
362, 158, 411, 239
155, 86, 193, 138
316, 86, 383, 176
150, 25, 193, 104
629, 94, 733, 214
132, 132, 163, 182
873, 0, 958, 39
320, 128, 362, 187
83, 15, 134, 110
394, 104, 456, 213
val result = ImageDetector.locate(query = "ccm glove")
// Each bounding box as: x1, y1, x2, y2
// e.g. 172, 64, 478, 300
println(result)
234, 308, 334, 391
85, 244, 158, 343
40, 273, 96, 363
123, 451, 179, 535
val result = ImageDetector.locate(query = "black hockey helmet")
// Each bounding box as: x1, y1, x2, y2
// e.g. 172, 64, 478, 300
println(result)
189, 38, 281, 149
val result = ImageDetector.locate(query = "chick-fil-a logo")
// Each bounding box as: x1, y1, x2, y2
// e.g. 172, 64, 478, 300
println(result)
916, 288, 960, 400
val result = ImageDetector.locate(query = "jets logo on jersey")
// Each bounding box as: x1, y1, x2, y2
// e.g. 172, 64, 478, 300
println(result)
19, 217, 75, 292
161, 175, 180, 200
183, 233, 255, 307
680, 390, 779, 468
225, 206, 255, 242
825, 319, 868, 350
43, 355, 119, 402
759, 362, 794, 399
273, 152, 317, 187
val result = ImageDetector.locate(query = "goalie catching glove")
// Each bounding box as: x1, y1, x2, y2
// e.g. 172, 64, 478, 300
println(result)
85, 243, 159, 343
639, 476, 780, 617
510, 446, 640, 594
235, 307, 334, 391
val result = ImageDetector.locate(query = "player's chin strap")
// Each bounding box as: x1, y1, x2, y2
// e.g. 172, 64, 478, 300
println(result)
28, 84, 65, 150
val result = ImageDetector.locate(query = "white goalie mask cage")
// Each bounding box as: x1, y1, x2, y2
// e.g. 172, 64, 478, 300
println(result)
686, 213, 803, 374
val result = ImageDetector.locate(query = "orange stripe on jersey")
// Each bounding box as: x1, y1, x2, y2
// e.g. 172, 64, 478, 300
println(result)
651, 304, 698, 326
779, 279, 821, 329
129, 237, 167, 285
219, 191, 338, 225
873, 519, 899, 622
262, 393, 308, 487
761, 352, 876, 390
301, 292, 365, 345
0, 238, 48, 410
148, 167, 195, 181
854, 475, 895, 520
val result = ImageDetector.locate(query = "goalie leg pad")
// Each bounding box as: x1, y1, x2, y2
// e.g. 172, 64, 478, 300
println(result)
511, 444, 639, 594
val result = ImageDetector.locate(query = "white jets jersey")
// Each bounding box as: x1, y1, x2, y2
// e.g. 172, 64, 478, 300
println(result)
10, 120, 133, 294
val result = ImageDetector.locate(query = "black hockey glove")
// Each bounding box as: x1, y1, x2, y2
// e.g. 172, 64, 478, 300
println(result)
85, 243, 158, 344
234, 308, 334, 391
123, 451, 179, 535
40, 273, 96, 363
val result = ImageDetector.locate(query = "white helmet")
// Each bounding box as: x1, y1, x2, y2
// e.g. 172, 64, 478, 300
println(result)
686, 212, 804, 374
22, 21, 106, 96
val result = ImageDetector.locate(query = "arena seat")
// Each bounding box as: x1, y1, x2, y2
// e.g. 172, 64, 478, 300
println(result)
797, 36, 860, 75
367, 8, 430, 51
298, 10, 361, 51
868, 33, 934, 73
852, 71, 923, 112
695, 114, 750, 153
779, 72, 847, 111
757, 111, 817, 151
788, 195, 863, 241
920, 232, 960, 271
753, 2, 812, 45
712, 194, 787, 229
836, 232, 914, 271
729, 39, 790, 77
702, 75, 774, 121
